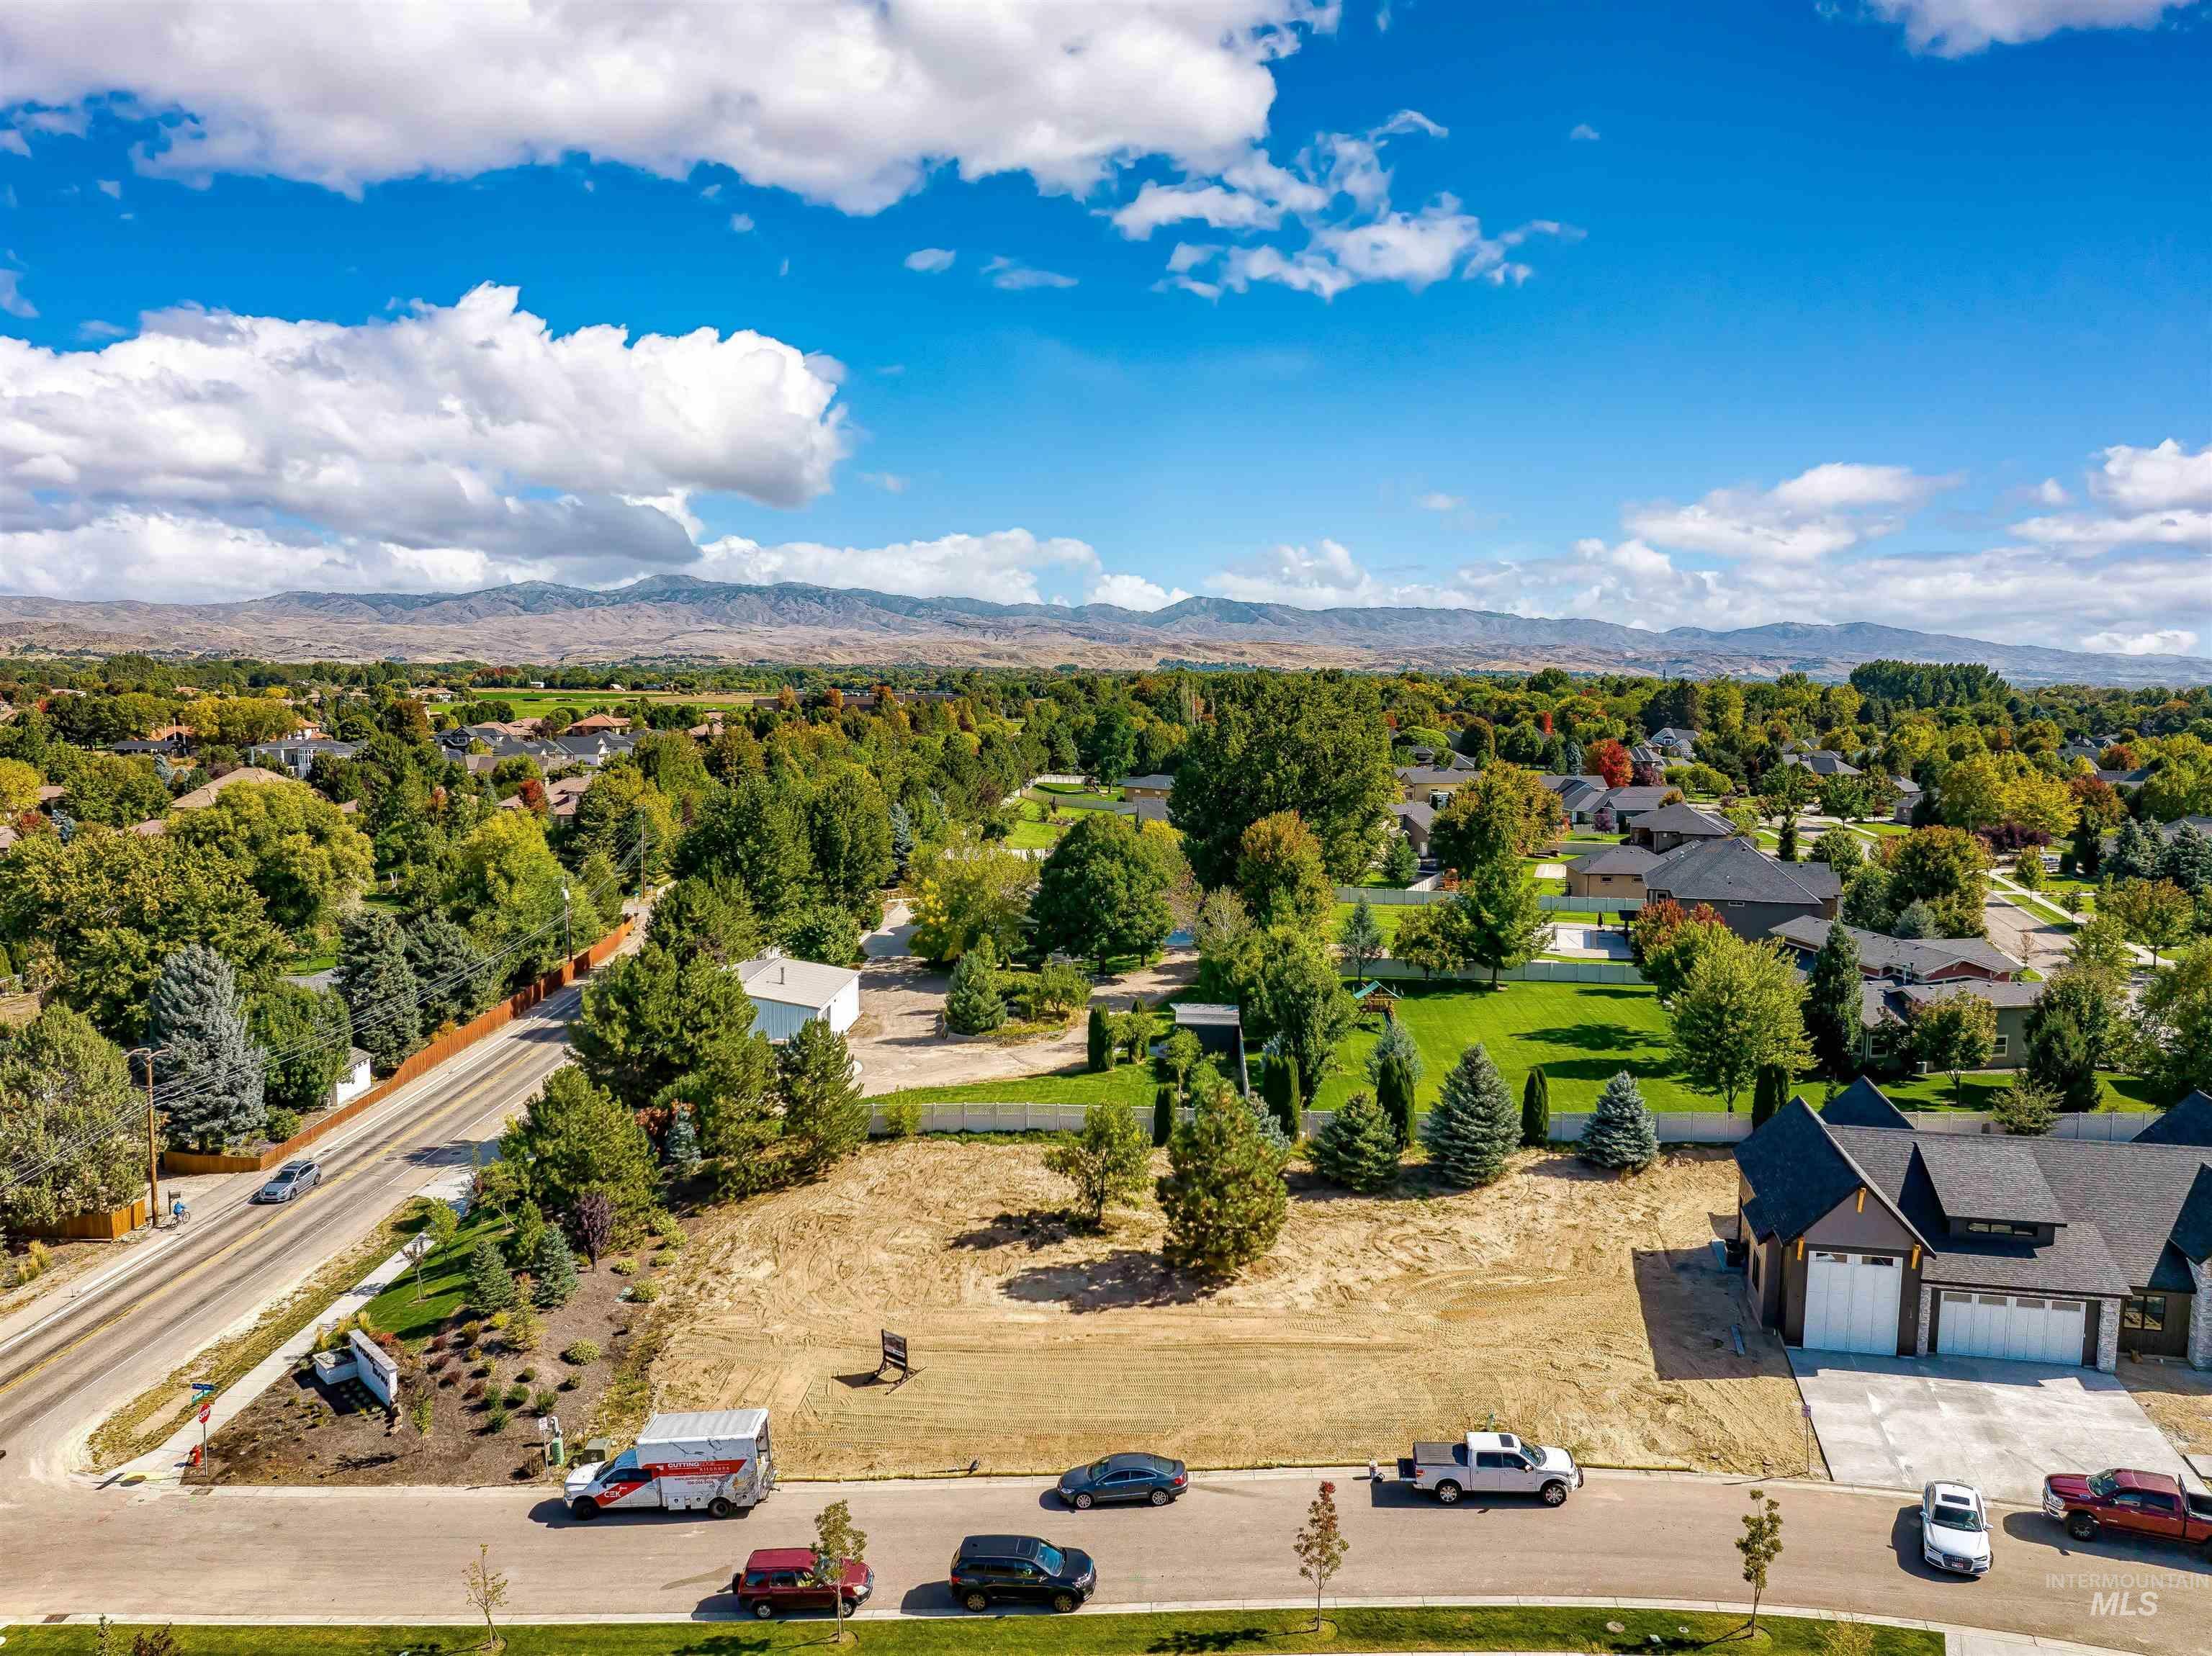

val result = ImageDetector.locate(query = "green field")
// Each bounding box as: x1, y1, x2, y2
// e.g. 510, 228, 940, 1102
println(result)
1331, 899, 1413, 945
0, 1610, 1938, 1656
1311, 980, 1700, 1113
1874, 1068, 2159, 1113
1004, 798, 1066, 851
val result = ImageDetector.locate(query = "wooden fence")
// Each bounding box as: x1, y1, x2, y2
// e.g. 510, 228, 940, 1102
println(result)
24, 1195, 150, 1242
163, 917, 634, 1177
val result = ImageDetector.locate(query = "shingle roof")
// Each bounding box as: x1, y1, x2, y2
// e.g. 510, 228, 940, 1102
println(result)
1392, 800, 1436, 831
1819, 1076, 1913, 1130
1116, 773, 1175, 791
2131, 1091, 2212, 1149
1766, 917, 2020, 979
1395, 766, 1471, 788
1643, 837, 1841, 906
1784, 750, 1862, 777
1631, 802, 1735, 839
1894, 980, 2045, 1013
1734, 1099, 1879, 1244
1566, 845, 1660, 876
171, 766, 292, 811
1914, 1134, 2068, 1227
1596, 786, 1678, 816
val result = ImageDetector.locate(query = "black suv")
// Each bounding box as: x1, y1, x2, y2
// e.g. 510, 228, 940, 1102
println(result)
948, 1534, 1097, 1613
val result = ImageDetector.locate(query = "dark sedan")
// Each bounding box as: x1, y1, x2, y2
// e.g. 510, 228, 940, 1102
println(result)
1056, 1452, 1187, 1510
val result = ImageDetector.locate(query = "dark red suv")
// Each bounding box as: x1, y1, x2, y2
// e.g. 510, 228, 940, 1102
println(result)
731, 1547, 874, 1619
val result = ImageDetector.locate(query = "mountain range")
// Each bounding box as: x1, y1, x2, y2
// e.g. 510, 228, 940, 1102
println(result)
0, 575, 2203, 686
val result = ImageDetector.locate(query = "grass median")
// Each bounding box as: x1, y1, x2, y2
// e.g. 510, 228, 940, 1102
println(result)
0, 1606, 1941, 1655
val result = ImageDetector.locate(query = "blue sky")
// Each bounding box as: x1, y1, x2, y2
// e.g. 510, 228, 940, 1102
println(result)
0, 0, 2206, 655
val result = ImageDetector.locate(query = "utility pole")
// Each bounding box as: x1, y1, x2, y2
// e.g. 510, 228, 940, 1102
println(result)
561, 882, 572, 963
125, 1045, 171, 1229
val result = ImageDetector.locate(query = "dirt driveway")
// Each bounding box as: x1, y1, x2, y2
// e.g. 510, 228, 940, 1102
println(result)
649, 1139, 1807, 1478
849, 902, 1198, 1097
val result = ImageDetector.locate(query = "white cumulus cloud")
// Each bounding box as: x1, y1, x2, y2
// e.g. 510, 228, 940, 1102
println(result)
1624, 462, 1958, 562
2009, 439, 2212, 552
2080, 628, 2200, 657
1863, 0, 2192, 57
694, 527, 1104, 605
1087, 572, 1192, 611
0, 1, 1325, 211
982, 256, 1077, 290
903, 247, 956, 273
1568, 123, 1601, 142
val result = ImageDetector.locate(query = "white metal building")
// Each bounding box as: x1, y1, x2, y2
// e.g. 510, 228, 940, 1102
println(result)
737, 952, 862, 1043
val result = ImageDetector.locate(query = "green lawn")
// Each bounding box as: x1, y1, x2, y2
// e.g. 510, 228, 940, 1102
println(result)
359, 1208, 510, 1346
0, 1609, 1939, 1656
876, 1061, 1160, 1111
1311, 981, 1704, 1114
1331, 899, 1412, 945
1004, 799, 1066, 851
1874, 1068, 2160, 1113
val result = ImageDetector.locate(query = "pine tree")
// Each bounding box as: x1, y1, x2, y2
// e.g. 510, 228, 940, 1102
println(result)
1804, 922, 1863, 1079
1581, 1070, 1660, 1171
531, 1228, 578, 1308
1086, 1004, 1114, 1071
888, 801, 914, 878
1776, 815, 1799, 863
1521, 1066, 1550, 1148
943, 937, 1007, 1034
778, 1017, 868, 1178
336, 907, 423, 1071
148, 945, 268, 1152
1369, 1020, 1423, 1148
403, 909, 493, 1033
664, 1102, 701, 1176
1891, 899, 1935, 940
1153, 1083, 1178, 1148
1336, 898, 1385, 976
1156, 1091, 1290, 1274
1420, 1042, 1519, 1187
1561, 739, 1584, 776
1261, 1052, 1302, 1141
1750, 1063, 1789, 1128
1309, 1090, 1400, 1193
1382, 832, 1420, 887
466, 1238, 517, 1314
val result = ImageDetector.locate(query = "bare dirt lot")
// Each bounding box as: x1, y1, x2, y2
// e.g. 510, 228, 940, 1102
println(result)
651, 1138, 1808, 1479
2120, 1359, 2212, 1459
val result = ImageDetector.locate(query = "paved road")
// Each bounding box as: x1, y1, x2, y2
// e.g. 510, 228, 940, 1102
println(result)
0, 1466, 2201, 1651
0, 985, 583, 1483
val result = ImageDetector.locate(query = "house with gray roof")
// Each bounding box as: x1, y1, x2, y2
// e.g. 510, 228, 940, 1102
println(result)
1646, 727, 1699, 758
1563, 843, 1658, 899
1641, 836, 1840, 937
1390, 798, 1435, 858
1781, 749, 1863, 779
1735, 1084, 2212, 1371
1767, 917, 2020, 984
1395, 765, 1475, 804
1625, 801, 1736, 854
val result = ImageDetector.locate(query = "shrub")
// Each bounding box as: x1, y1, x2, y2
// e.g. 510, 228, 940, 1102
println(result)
408, 1396, 434, 1435
485, 1405, 510, 1434
629, 1279, 660, 1304
503, 1382, 529, 1408
264, 1108, 303, 1143
883, 1099, 922, 1139
562, 1341, 601, 1367
464, 1380, 487, 1401
1991, 1077, 2059, 1137
608, 1256, 637, 1275
513, 1367, 535, 1383
504, 1306, 541, 1351
533, 1388, 557, 1415
558, 1374, 580, 1392
943, 938, 1007, 1034
459, 1320, 482, 1344
486, 1310, 510, 1332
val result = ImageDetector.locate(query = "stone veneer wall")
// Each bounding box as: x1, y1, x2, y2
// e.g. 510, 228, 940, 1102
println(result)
2193, 1259, 2212, 1372
2095, 1297, 2120, 1374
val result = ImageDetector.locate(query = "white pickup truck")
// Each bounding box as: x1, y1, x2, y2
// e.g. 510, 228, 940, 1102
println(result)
1398, 1430, 1584, 1506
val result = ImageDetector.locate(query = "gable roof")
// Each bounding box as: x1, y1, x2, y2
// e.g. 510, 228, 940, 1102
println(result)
1116, 773, 1175, 791
1893, 979, 2045, 1013
1644, 836, 1841, 906
1818, 1076, 1913, 1130
171, 766, 292, 811
1595, 785, 1677, 816
1395, 766, 1471, 789
1915, 1134, 2067, 1227
1783, 750, 1862, 777
1566, 845, 1660, 876
1734, 1097, 1926, 1248
1392, 800, 1436, 831
1766, 917, 2020, 979
2132, 1091, 2212, 1148
1631, 801, 1735, 839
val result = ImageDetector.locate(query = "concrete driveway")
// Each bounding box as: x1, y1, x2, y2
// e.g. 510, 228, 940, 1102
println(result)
1791, 1349, 2197, 1504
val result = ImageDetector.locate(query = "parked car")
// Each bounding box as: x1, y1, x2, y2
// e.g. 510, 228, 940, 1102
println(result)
948, 1534, 1097, 1613
253, 1159, 322, 1203
1057, 1452, 1187, 1510
729, 1547, 872, 1619
1399, 1430, 1583, 1506
2042, 1468, 2212, 1551
1917, 1481, 1992, 1576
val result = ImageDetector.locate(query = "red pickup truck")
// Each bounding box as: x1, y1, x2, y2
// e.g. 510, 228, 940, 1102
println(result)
2042, 1468, 2212, 1552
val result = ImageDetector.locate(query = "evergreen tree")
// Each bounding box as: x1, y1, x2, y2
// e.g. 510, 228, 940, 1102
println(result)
1087, 1004, 1113, 1071
888, 800, 915, 878
778, 1018, 868, 1178
1891, 899, 1935, 940
1336, 897, 1386, 976
644, 873, 762, 966
1382, 832, 1420, 887
2107, 817, 2163, 883
335, 906, 423, 1071
2161, 822, 2212, 896
1420, 1042, 1519, 1187
400, 909, 489, 1033
1153, 1083, 1178, 1148
1309, 1090, 1401, 1193
1580, 1070, 1660, 1171
1261, 1051, 1303, 1142
531, 1228, 578, 1308
1776, 815, 1799, 862
1560, 739, 1584, 777
1520, 1066, 1550, 1148
1750, 1063, 1789, 1128
943, 937, 1007, 1034
1803, 922, 1863, 1079
1156, 1090, 1290, 1274
664, 1102, 701, 1176
148, 944, 267, 1151
1367, 1021, 1424, 1149
466, 1238, 517, 1314
2023, 971, 2109, 1112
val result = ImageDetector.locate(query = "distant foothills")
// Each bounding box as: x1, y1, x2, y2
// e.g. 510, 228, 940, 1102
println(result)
0, 574, 2204, 688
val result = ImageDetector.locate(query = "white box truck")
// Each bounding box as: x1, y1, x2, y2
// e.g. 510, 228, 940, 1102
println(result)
564, 1409, 775, 1520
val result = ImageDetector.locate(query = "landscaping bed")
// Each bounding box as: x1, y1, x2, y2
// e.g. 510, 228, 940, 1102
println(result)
0, 1609, 1940, 1655
650, 1136, 1806, 1480
185, 1210, 678, 1489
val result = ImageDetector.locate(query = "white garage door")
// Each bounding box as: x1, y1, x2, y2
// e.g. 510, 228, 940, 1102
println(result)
1936, 1291, 2086, 1365
1803, 1251, 1903, 1355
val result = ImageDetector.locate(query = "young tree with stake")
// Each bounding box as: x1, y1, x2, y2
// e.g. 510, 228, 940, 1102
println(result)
1737, 1487, 1784, 1637
462, 1542, 510, 1654
811, 1498, 868, 1646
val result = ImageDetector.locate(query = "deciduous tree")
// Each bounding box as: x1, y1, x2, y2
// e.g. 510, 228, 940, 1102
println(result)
1910, 991, 1997, 1104
1031, 811, 1176, 972
1235, 809, 1335, 935
1668, 932, 1811, 1112
0, 1003, 140, 1233
1043, 1103, 1153, 1226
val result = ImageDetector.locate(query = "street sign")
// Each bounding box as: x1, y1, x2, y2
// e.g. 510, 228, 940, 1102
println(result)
197, 1405, 212, 1425
189, 1381, 217, 1395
